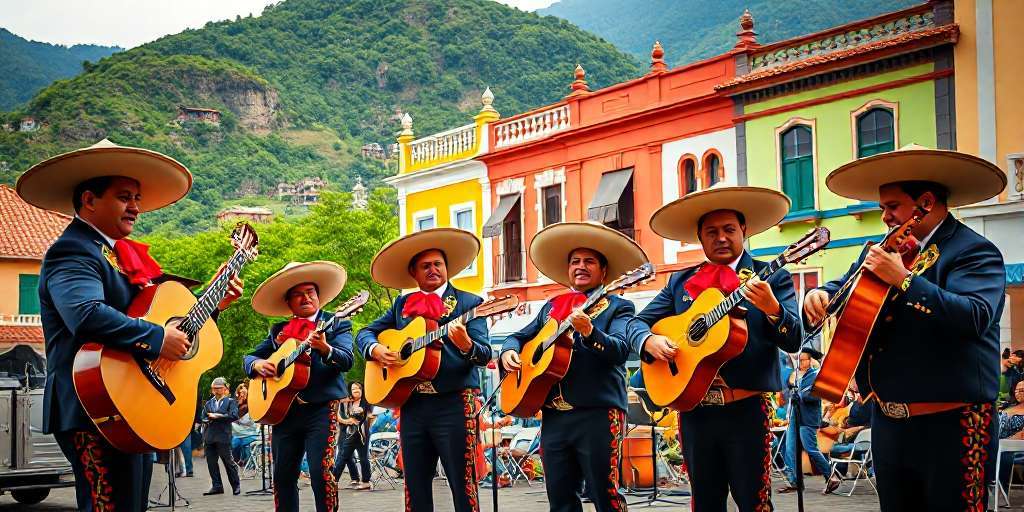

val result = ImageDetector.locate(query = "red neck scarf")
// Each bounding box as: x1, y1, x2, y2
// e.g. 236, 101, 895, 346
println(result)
113, 238, 163, 287
549, 291, 587, 323
279, 317, 316, 343
684, 263, 740, 298
402, 291, 445, 321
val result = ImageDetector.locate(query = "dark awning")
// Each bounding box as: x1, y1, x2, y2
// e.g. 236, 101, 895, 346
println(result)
587, 168, 634, 224
482, 194, 520, 238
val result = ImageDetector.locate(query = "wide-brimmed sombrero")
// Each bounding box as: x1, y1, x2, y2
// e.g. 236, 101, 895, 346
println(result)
650, 185, 791, 244
826, 144, 1006, 207
16, 138, 193, 215
252, 261, 347, 317
370, 228, 480, 290
530, 221, 649, 288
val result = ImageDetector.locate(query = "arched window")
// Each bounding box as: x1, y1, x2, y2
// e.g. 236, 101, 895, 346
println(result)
780, 125, 814, 212
857, 108, 895, 157
706, 153, 721, 187
680, 157, 697, 194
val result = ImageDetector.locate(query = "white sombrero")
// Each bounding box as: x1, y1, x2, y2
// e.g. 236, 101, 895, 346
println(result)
650, 185, 791, 244
826, 144, 1006, 207
370, 228, 480, 290
530, 221, 649, 288
251, 261, 347, 317
16, 138, 193, 215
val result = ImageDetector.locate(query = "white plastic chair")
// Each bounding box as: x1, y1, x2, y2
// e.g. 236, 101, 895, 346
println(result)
992, 438, 1024, 509
367, 431, 401, 490
499, 427, 540, 487
827, 428, 875, 497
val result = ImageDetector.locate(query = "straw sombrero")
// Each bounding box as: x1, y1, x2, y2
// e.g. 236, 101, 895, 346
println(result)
251, 261, 347, 317
530, 222, 649, 288
826, 144, 1006, 207
650, 185, 791, 244
370, 228, 480, 290
16, 138, 192, 215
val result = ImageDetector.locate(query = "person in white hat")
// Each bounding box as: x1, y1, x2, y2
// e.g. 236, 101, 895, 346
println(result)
803, 145, 1007, 509
201, 377, 240, 496
22, 139, 243, 512
244, 261, 353, 512
627, 186, 803, 511
356, 228, 491, 512
499, 222, 647, 512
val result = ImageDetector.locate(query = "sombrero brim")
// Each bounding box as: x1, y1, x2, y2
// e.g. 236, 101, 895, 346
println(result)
371, 228, 480, 290
650, 186, 791, 244
530, 222, 649, 288
826, 148, 1006, 207
251, 261, 347, 317
16, 144, 192, 215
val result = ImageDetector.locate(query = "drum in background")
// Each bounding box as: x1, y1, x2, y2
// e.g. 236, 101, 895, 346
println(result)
620, 426, 655, 489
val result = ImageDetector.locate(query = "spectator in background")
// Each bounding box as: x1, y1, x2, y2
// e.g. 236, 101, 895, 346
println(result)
997, 381, 1024, 487
333, 381, 374, 490
827, 385, 873, 477
203, 377, 241, 496
1001, 349, 1024, 406
779, 348, 840, 495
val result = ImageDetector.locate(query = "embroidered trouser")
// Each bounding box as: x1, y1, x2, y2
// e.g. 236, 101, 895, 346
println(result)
55, 428, 146, 511
540, 407, 627, 512
272, 400, 341, 512
399, 390, 479, 512
871, 402, 996, 512
679, 395, 773, 512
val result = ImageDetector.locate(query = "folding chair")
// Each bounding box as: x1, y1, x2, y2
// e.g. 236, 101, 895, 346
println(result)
239, 438, 267, 480
770, 426, 788, 478
368, 432, 401, 490
991, 438, 1024, 509
499, 427, 539, 487
827, 428, 876, 497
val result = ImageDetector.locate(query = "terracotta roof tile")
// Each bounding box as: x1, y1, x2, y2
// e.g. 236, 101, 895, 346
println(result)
0, 325, 44, 346
0, 185, 71, 260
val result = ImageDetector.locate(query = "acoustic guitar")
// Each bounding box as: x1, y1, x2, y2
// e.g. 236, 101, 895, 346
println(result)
74, 223, 259, 453
812, 208, 927, 403
247, 290, 370, 425
499, 263, 655, 417
364, 295, 520, 408
641, 227, 830, 411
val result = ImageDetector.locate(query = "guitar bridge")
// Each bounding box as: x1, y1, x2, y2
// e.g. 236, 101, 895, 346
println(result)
136, 357, 176, 405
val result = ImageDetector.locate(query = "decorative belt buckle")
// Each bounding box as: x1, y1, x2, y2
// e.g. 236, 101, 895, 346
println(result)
413, 382, 438, 394
702, 388, 725, 406
546, 396, 574, 411
880, 401, 910, 419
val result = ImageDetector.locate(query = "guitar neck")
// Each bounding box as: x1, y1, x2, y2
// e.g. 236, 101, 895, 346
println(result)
179, 250, 249, 337
407, 309, 478, 354
706, 256, 785, 325
283, 314, 344, 367
540, 285, 609, 351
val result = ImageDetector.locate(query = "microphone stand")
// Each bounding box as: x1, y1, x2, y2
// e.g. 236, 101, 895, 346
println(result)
473, 369, 507, 512
245, 424, 274, 496
787, 357, 806, 512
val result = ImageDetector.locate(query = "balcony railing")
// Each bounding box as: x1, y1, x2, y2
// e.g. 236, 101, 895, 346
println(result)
0, 314, 42, 326
493, 104, 570, 149
494, 251, 525, 284
408, 123, 478, 169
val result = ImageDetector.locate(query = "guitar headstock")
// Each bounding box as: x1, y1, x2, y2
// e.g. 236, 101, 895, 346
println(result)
333, 290, 371, 320
606, 262, 656, 295
780, 227, 830, 264
230, 222, 259, 262
882, 203, 931, 252
476, 295, 520, 317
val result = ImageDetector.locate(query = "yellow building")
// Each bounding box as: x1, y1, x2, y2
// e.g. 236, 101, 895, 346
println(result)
0, 185, 70, 352
384, 89, 500, 295
951, 0, 1024, 349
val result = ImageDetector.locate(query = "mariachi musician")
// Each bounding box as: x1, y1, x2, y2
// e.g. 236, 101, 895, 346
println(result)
245, 261, 354, 512
20, 139, 243, 511
500, 221, 647, 512
627, 186, 802, 512
803, 145, 1007, 510
356, 228, 491, 512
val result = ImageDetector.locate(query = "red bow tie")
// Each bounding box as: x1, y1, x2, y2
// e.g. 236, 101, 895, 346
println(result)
684, 263, 740, 298
899, 236, 921, 270
402, 292, 445, 321
279, 318, 316, 342
549, 291, 587, 323
113, 238, 163, 287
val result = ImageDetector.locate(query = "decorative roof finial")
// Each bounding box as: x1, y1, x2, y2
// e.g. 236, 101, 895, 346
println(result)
480, 87, 496, 113
567, 64, 590, 97
400, 113, 413, 135
351, 176, 368, 210
650, 41, 667, 73
735, 9, 759, 49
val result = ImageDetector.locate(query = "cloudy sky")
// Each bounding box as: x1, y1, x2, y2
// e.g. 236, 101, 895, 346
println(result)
0, 0, 559, 48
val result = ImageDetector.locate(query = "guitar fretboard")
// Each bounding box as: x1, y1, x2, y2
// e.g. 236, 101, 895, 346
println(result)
540, 284, 608, 352
406, 309, 480, 354
282, 314, 343, 368
704, 256, 784, 327
179, 249, 251, 338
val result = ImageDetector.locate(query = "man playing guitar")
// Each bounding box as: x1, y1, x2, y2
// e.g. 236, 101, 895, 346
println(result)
628, 186, 801, 512
245, 261, 354, 512
803, 145, 1007, 510
357, 228, 491, 512
20, 139, 243, 511
500, 221, 647, 512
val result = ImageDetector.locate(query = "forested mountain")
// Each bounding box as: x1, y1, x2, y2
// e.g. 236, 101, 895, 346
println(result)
0, 28, 121, 110
0, 0, 641, 235
538, 0, 919, 66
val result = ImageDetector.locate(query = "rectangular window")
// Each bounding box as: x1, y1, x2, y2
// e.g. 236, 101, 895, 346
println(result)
501, 198, 523, 282
790, 269, 821, 314
415, 215, 435, 232
541, 185, 562, 227
18, 274, 40, 315
452, 207, 476, 275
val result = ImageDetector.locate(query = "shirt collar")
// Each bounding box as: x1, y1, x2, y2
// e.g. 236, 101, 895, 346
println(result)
419, 282, 449, 298
727, 254, 743, 272
300, 311, 320, 322
75, 215, 118, 248
917, 220, 943, 248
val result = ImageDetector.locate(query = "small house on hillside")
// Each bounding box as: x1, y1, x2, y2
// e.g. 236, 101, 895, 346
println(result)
176, 106, 221, 124
217, 206, 273, 224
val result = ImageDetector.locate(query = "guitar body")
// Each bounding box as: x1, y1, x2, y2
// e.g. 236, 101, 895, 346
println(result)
813, 271, 890, 403
364, 317, 442, 408
247, 338, 311, 425
73, 281, 223, 453
500, 319, 574, 417
641, 288, 748, 411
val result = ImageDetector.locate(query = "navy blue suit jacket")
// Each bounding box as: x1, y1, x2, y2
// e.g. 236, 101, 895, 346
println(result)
818, 214, 1005, 404
627, 251, 802, 392
39, 218, 165, 434
244, 309, 354, 404
356, 284, 491, 395
501, 293, 634, 411
202, 395, 239, 445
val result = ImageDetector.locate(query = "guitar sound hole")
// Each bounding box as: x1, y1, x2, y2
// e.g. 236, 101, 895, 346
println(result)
531, 345, 544, 365
400, 342, 414, 360
688, 317, 709, 345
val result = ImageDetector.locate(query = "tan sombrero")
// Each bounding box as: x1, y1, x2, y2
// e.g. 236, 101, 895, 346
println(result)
370, 228, 480, 290
251, 261, 347, 317
530, 221, 649, 288
826, 144, 1006, 207
16, 138, 193, 215
650, 185, 791, 244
